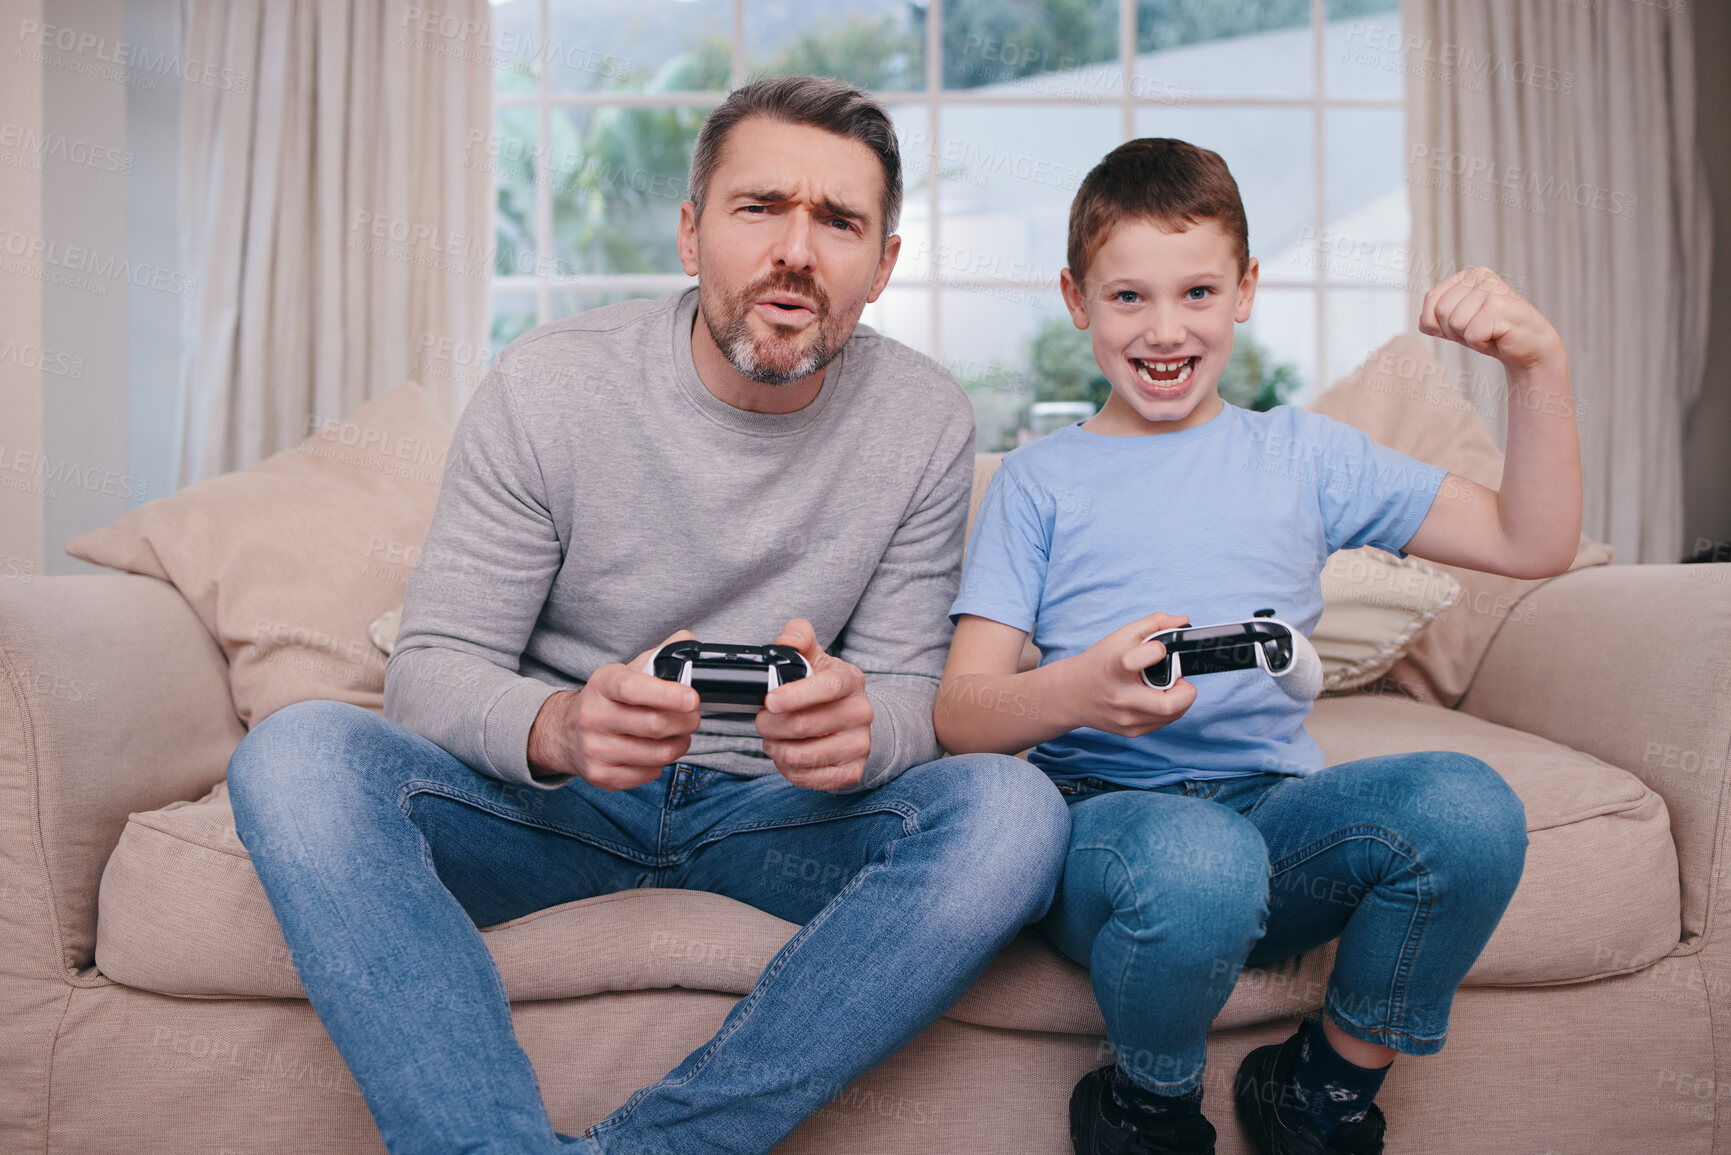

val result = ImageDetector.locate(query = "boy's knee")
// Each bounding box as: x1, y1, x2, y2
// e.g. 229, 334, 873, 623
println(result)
1404, 753, 1527, 893
1106, 806, 1269, 930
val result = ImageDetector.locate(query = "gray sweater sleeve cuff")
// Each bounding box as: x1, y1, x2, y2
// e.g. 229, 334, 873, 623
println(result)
482, 678, 569, 789
849, 680, 943, 792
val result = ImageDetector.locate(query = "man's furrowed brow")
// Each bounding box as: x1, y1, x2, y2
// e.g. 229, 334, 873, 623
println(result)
821, 198, 869, 226
732, 187, 790, 204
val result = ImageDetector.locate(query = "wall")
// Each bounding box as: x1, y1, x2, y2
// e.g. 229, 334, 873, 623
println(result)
0, 0, 182, 579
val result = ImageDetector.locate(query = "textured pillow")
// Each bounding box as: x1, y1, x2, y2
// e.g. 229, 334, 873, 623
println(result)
1309, 335, 1612, 706
1314, 549, 1461, 693
65, 382, 450, 727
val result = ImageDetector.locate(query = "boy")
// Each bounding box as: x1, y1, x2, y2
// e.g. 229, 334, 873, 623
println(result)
935, 138, 1581, 1155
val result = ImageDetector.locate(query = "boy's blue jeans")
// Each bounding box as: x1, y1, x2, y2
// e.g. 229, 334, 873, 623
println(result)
1038, 752, 1527, 1095
226, 700, 1070, 1155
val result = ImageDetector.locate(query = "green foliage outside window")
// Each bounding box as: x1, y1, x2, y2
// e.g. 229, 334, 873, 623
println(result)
761, 16, 923, 91
924, 0, 1118, 89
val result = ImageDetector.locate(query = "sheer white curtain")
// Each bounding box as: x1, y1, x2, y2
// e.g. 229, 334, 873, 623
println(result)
1403, 0, 1710, 564
175, 0, 491, 486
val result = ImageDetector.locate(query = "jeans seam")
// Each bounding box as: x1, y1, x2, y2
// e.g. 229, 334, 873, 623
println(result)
1069, 843, 1207, 1097
675, 799, 921, 862
1269, 823, 1433, 1044
590, 826, 913, 1138
399, 779, 663, 867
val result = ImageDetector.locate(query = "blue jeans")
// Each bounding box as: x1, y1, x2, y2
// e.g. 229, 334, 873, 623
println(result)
1037, 752, 1527, 1095
226, 700, 1070, 1155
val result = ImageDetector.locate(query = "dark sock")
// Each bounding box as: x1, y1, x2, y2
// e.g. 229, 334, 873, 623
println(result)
1284, 1017, 1391, 1136
1108, 1064, 1204, 1120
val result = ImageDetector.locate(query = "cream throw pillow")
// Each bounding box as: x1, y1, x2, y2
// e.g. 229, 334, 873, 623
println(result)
64, 382, 451, 727
1314, 550, 1461, 693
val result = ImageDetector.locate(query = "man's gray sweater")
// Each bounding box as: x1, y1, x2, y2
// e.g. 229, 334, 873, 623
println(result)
384, 287, 976, 791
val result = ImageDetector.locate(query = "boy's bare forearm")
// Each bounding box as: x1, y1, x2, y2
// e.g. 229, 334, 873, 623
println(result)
1494, 349, 1583, 576
934, 662, 1083, 755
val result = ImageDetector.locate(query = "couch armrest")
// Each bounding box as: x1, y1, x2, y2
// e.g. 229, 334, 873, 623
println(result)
0, 574, 244, 982
1459, 563, 1731, 947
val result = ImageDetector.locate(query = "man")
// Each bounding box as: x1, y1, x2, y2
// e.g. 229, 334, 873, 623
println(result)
226, 75, 1069, 1154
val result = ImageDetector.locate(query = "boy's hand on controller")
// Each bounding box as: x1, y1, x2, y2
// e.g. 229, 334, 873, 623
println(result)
527, 629, 701, 792
759, 618, 874, 791
1419, 266, 1563, 373
1072, 612, 1197, 737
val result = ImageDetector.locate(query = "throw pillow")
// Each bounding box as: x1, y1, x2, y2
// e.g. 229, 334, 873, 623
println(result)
64, 382, 450, 726
1314, 549, 1461, 693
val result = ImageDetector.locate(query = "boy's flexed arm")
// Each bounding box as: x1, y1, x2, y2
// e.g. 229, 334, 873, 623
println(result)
935, 612, 1197, 756
1401, 267, 1583, 578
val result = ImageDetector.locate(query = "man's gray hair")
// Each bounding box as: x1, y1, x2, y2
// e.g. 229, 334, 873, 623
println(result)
688, 75, 903, 242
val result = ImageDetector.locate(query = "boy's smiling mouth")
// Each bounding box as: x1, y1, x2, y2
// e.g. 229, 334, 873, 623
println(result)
1131, 356, 1196, 389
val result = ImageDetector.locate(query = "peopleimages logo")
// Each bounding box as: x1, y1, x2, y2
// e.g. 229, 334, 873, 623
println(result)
0, 228, 199, 298
16, 20, 251, 92
0, 121, 132, 175
1409, 144, 1639, 218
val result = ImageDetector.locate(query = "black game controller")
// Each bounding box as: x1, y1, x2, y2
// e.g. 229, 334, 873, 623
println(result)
644, 641, 813, 715
1140, 610, 1323, 701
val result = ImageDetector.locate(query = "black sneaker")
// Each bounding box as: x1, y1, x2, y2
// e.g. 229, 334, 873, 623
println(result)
1069, 1065, 1218, 1155
1232, 1034, 1387, 1155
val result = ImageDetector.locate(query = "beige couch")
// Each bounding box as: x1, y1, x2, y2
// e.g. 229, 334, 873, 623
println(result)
4, 470, 1731, 1153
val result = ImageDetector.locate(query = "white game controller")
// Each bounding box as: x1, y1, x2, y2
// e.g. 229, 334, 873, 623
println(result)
1140, 610, 1323, 702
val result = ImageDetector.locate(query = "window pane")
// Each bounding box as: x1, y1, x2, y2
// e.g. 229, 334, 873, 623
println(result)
526, 0, 733, 94
489, 106, 539, 279
484, 0, 539, 97
941, 0, 1118, 92
549, 290, 667, 322
550, 106, 702, 277
747, 0, 925, 91
1242, 288, 1315, 405
942, 287, 1078, 452
1320, 107, 1411, 292
1136, 0, 1312, 99
1325, 1, 1402, 98
1326, 108, 1404, 226
889, 106, 933, 277
1134, 106, 1314, 264
860, 286, 934, 359
490, 290, 540, 362
937, 104, 1120, 288
1325, 288, 1410, 388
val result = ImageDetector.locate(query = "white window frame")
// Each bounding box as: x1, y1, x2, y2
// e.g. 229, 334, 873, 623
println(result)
491, 0, 1404, 396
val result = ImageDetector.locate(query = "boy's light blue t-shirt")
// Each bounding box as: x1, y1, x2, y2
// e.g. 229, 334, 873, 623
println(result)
950, 402, 1448, 787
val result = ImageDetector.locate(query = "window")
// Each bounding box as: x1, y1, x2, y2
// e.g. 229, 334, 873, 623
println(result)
483, 0, 1406, 449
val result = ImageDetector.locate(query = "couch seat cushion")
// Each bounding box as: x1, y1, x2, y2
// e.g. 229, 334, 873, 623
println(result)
95, 697, 1679, 1036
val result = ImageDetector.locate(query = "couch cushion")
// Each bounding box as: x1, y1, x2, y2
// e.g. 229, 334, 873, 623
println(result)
95, 697, 1679, 1036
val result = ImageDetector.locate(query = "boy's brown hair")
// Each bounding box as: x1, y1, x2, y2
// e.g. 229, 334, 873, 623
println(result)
1066, 138, 1249, 285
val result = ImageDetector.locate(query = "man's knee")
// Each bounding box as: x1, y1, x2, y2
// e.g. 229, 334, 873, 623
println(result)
934, 754, 1070, 860
909, 753, 1070, 915
228, 700, 397, 857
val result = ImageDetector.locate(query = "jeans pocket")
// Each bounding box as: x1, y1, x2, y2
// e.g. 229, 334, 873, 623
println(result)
675, 764, 722, 799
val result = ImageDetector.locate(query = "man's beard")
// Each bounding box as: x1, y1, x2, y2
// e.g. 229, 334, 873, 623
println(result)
701, 270, 841, 387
